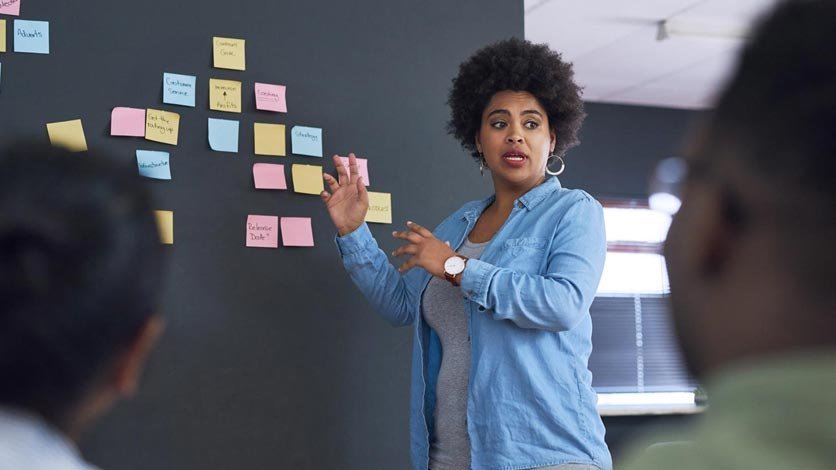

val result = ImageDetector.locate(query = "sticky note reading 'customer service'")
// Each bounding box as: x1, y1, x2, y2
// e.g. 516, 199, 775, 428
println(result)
254, 123, 286, 156
291, 126, 323, 157
246, 215, 278, 248
163, 73, 196, 107
253, 163, 286, 190
145, 109, 180, 145
14, 20, 48, 54
281, 217, 314, 247
337, 156, 370, 186
365, 192, 392, 224
46, 119, 87, 152
136, 150, 171, 180
110, 107, 146, 137
291, 164, 324, 195
0, 20, 7, 52
0, 0, 20, 16
209, 78, 242, 113
208, 118, 239, 152
213, 37, 245, 71
254, 83, 287, 112
155, 210, 174, 245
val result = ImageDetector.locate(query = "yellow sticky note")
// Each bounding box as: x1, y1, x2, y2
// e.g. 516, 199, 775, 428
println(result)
145, 109, 180, 145
209, 78, 242, 113
1, 20, 6, 53
155, 210, 174, 245
254, 123, 286, 156
291, 164, 324, 195
46, 119, 88, 152
366, 192, 393, 224
213, 37, 246, 71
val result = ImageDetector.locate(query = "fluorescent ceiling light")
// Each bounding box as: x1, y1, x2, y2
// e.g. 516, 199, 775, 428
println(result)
657, 17, 750, 41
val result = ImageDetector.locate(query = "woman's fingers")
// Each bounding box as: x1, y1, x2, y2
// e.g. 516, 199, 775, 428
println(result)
398, 258, 417, 273
332, 154, 349, 186
320, 191, 331, 203
392, 230, 423, 244
391, 244, 418, 257
348, 153, 360, 181
323, 172, 340, 193
406, 221, 434, 238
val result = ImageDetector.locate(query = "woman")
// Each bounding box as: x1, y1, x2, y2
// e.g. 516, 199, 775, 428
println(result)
321, 38, 610, 470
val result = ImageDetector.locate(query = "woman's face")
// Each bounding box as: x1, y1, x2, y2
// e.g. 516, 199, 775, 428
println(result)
475, 90, 556, 190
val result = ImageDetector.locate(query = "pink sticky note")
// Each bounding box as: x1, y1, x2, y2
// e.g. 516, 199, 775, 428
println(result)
254, 83, 287, 113
337, 156, 370, 186
0, 0, 21, 16
253, 163, 287, 190
281, 217, 314, 247
246, 215, 279, 248
111, 107, 146, 137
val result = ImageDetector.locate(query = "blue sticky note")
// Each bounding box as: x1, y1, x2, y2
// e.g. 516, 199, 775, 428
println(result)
163, 73, 196, 107
14, 20, 50, 54
291, 126, 323, 157
208, 118, 239, 153
136, 150, 171, 180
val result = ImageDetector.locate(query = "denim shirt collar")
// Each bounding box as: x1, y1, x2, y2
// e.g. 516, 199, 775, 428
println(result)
462, 176, 562, 222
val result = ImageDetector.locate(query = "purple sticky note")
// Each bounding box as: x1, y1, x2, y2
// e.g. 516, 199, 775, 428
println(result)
253, 163, 287, 190
254, 83, 287, 113
111, 107, 146, 137
0, 0, 21, 16
281, 217, 314, 247
337, 156, 370, 186
246, 215, 279, 248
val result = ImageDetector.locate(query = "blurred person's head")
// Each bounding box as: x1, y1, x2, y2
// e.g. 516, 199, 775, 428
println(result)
0, 142, 165, 439
665, 0, 836, 379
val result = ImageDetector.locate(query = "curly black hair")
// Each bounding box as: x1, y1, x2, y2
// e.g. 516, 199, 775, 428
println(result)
447, 37, 585, 162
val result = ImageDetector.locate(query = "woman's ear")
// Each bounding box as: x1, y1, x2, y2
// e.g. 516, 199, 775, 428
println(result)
550, 129, 557, 154
474, 132, 482, 154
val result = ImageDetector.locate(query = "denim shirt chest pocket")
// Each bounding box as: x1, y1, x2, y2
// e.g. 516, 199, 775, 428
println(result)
491, 236, 549, 274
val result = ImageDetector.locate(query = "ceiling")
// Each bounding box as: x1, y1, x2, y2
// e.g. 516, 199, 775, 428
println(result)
524, 0, 779, 109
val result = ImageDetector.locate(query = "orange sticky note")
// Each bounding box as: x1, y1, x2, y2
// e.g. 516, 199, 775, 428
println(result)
254, 123, 286, 156
365, 192, 392, 224
155, 210, 174, 245
213, 37, 246, 71
291, 164, 324, 195
145, 109, 180, 145
0, 20, 7, 53
46, 119, 88, 152
209, 78, 242, 113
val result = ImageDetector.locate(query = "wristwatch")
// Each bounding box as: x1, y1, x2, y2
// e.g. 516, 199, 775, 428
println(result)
443, 255, 468, 286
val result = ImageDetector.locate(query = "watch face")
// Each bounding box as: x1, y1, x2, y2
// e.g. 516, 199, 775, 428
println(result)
444, 256, 466, 275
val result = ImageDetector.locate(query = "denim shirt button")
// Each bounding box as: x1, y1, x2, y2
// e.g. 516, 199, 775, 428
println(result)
478, 306, 486, 312
517, 201, 524, 208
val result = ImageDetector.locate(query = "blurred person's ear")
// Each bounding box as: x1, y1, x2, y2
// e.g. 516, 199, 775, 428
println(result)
111, 315, 166, 397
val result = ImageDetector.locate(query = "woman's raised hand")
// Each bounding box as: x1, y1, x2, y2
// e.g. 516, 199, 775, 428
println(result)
321, 153, 369, 236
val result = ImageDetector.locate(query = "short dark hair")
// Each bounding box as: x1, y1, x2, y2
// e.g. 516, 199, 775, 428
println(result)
447, 37, 586, 162
0, 142, 164, 425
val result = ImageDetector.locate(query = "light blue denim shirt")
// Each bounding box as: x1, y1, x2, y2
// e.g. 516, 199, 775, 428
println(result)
336, 177, 611, 470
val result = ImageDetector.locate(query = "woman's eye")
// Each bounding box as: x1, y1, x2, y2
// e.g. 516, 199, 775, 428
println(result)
525, 121, 539, 129
490, 121, 507, 129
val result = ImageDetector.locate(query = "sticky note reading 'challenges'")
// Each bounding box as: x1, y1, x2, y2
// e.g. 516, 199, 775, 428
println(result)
0, 0, 20, 16
14, 20, 48, 54
0, 20, 7, 52
253, 163, 286, 190
208, 118, 239, 152
136, 150, 171, 180
254, 123, 285, 156
155, 210, 174, 245
365, 192, 393, 224
163, 73, 196, 107
46, 119, 87, 152
291, 126, 323, 157
246, 215, 278, 248
291, 164, 324, 195
145, 109, 180, 145
213, 37, 245, 71
110, 107, 146, 137
281, 217, 314, 247
337, 156, 371, 186
209, 78, 242, 113
254, 83, 287, 112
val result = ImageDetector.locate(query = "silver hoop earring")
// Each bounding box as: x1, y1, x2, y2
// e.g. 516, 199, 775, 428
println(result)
546, 155, 565, 176
478, 153, 486, 176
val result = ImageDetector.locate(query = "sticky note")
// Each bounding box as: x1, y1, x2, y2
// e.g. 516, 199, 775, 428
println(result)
246, 215, 278, 248
253, 163, 286, 190
1, 20, 7, 52
209, 78, 242, 113
155, 210, 174, 245
291, 164, 324, 195
253, 123, 285, 156
366, 192, 392, 224
281, 217, 314, 247
207, 118, 239, 153
0, 0, 20, 16
213, 37, 245, 71
14, 20, 48, 54
291, 126, 323, 157
46, 119, 87, 152
337, 156, 370, 186
163, 73, 196, 107
110, 107, 146, 137
136, 150, 171, 180
145, 109, 180, 145
254, 83, 287, 112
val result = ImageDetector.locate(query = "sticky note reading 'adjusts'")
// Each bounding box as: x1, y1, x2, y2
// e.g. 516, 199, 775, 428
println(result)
254, 123, 285, 156
213, 37, 245, 71
281, 217, 314, 247
0, 0, 21, 16
163, 73, 196, 107
145, 109, 180, 145
136, 150, 171, 180
254, 83, 287, 112
14, 20, 48, 54
253, 163, 286, 190
291, 164, 324, 195
366, 192, 393, 224
155, 210, 174, 245
246, 215, 278, 248
111, 107, 146, 137
208, 118, 239, 152
209, 78, 242, 113
337, 156, 370, 186
291, 126, 323, 157
46, 119, 87, 152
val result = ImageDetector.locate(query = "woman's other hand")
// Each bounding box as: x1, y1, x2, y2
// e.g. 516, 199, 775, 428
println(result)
321, 153, 369, 236
392, 222, 457, 277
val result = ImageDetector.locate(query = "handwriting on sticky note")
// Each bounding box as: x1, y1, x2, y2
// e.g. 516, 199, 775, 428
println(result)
253, 163, 286, 190
254, 123, 286, 156
291, 126, 323, 157
163, 73, 196, 107
254, 83, 287, 113
208, 118, 239, 153
0, 0, 20, 16
209, 78, 242, 113
14, 20, 48, 54
365, 192, 392, 224
213, 37, 246, 71
145, 109, 180, 145
46, 119, 87, 152
291, 164, 324, 195
111, 107, 146, 137
155, 210, 174, 245
281, 217, 314, 247
337, 156, 370, 186
246, 215, 278, 248
136, 150, 171, 180
0, 20, 7, 52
